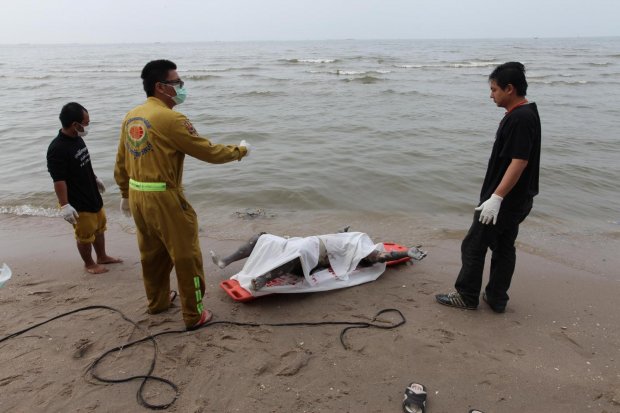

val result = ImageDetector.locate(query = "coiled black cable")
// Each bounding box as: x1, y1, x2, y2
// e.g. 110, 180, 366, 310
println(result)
0, 306, 406, 410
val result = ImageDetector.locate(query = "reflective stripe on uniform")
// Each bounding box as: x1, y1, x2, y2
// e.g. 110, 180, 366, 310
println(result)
129, 178, 166, 192
194, 276, 203, 314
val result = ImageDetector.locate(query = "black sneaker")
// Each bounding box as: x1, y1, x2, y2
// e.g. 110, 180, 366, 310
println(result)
435, 292, 477, 310
482, 292, 506, 313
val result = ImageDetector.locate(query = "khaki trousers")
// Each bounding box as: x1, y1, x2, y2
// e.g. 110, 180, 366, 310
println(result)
129, 188, 206, 327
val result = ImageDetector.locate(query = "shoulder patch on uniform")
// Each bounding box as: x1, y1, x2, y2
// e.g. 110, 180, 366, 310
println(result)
183, 120, 199, 137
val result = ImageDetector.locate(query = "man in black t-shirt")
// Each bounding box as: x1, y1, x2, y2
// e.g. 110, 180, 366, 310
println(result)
436, 62, 541, 313
47, 102, 122, 274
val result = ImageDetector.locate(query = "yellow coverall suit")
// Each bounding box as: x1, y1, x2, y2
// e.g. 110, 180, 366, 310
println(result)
114, 97, 247, 328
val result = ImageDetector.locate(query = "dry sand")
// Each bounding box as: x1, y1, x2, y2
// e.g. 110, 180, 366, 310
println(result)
1, 213, 619, 413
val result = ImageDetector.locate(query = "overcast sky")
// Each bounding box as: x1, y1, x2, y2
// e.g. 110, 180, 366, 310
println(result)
1, 0, 618, 44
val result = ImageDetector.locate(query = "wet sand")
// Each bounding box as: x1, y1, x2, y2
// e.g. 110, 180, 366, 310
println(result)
0, 214, 619, 412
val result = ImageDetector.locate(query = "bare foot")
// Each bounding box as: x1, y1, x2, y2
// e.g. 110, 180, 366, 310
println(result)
86, 264, 109, 274
407, 247, 427, 261
210, 251, 226, 269
97, 256, 123, 264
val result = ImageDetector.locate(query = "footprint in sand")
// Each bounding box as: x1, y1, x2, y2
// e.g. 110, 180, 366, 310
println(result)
550, 331, 592, 358
72, 338, 93, 359
276, 350, 313, 377
433, 328, 456, 344
256, 350, 313, 377
503, 348, 526, 357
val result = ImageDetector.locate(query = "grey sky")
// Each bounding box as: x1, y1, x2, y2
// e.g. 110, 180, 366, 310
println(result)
1, 0, 618, 44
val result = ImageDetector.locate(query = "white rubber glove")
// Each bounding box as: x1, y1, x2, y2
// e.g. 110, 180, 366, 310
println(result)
120, 197, 132, 218
95, 177, 106, 193
60, 204, 79, 224
474, 194, 503, 225
239, 139, 251, 157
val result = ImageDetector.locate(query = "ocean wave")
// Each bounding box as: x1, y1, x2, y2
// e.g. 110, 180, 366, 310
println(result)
231, 90, 286, 98
382, 89, 427, 96
15, 74, 53, 80
0, 205, 59, 217
394, 64, 425, 69
30, 83, 51, 89
280, 58, 338, 64
450, 60, 503, 68
185, 74, 222, 81
49, 68, 137, 73
531, 79, 589, 86
339, 70, 391, 75
307, 69, 392, 76
585, 62, 611, 67
341, 75, 384, 84
394, 60, 501, 69
186, 66, 260, 72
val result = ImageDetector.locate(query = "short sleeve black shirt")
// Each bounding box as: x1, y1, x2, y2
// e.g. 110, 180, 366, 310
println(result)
47, 130, 103, 212
480, 102, 541, 213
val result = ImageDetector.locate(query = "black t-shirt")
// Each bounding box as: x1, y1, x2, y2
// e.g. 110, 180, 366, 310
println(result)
480, 102, 541, 213
47, 130, 103, 213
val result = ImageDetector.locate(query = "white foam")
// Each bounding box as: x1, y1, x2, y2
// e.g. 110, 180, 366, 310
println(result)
451, 61, 502, 68
298, 59, 336, 63
0, 205, 60, 217
337, 70, 365, 75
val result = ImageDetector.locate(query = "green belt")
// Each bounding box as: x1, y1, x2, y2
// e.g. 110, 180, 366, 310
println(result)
129, 178, 167, 192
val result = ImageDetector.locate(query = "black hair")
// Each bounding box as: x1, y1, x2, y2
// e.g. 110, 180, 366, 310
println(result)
59, 102, 87, 128
141, 59, 177, 97
489, 62, 528, 96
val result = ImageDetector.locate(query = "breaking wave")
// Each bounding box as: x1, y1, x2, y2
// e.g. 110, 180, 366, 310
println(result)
0, 205, 59, 218
280, 58, 338, 64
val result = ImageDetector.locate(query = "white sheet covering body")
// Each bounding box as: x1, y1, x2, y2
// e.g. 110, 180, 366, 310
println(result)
231, 232, 386, 296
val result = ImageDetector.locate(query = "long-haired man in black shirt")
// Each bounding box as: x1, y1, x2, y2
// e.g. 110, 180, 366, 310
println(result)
436, 62, 541, 313
47, 102, 122, 274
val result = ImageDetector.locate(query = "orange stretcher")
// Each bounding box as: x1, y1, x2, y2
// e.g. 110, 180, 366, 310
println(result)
219, 242, 412, 302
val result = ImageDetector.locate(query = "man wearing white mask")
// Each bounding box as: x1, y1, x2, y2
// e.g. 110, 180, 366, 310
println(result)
114, 60, 250, 330
47, 102, 122, 274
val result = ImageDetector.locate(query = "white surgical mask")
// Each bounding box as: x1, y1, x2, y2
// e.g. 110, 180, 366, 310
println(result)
76, 124, 90, 137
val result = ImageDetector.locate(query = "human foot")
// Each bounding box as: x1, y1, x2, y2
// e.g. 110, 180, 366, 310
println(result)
86, 264, 109, 274
435, 291, 477, 310
97, 256, 123, 264
407, 247, 427, 261
210, 251, 226, 269
187, 309, 213, 331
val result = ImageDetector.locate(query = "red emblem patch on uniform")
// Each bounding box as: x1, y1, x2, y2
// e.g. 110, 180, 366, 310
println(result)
184, 120, 199, 136
129, 125, 145, 140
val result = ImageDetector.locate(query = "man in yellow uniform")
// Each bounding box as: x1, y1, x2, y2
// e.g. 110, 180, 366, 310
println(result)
114, 59, 249, 330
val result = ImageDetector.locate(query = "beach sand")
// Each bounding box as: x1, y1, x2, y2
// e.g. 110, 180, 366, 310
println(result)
1, 213, 619, 413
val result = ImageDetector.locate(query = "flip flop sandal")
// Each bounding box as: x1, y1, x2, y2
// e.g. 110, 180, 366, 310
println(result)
469, 410, 485, 413
169, 290, 178, 303
186, 309, 213, 331
403, 382, 427, 413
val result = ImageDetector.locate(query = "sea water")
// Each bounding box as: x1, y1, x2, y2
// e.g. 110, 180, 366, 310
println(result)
1, 38, 619, 253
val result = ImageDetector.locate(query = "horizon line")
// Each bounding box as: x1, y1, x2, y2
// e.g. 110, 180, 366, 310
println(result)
1, 35, 619, 46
